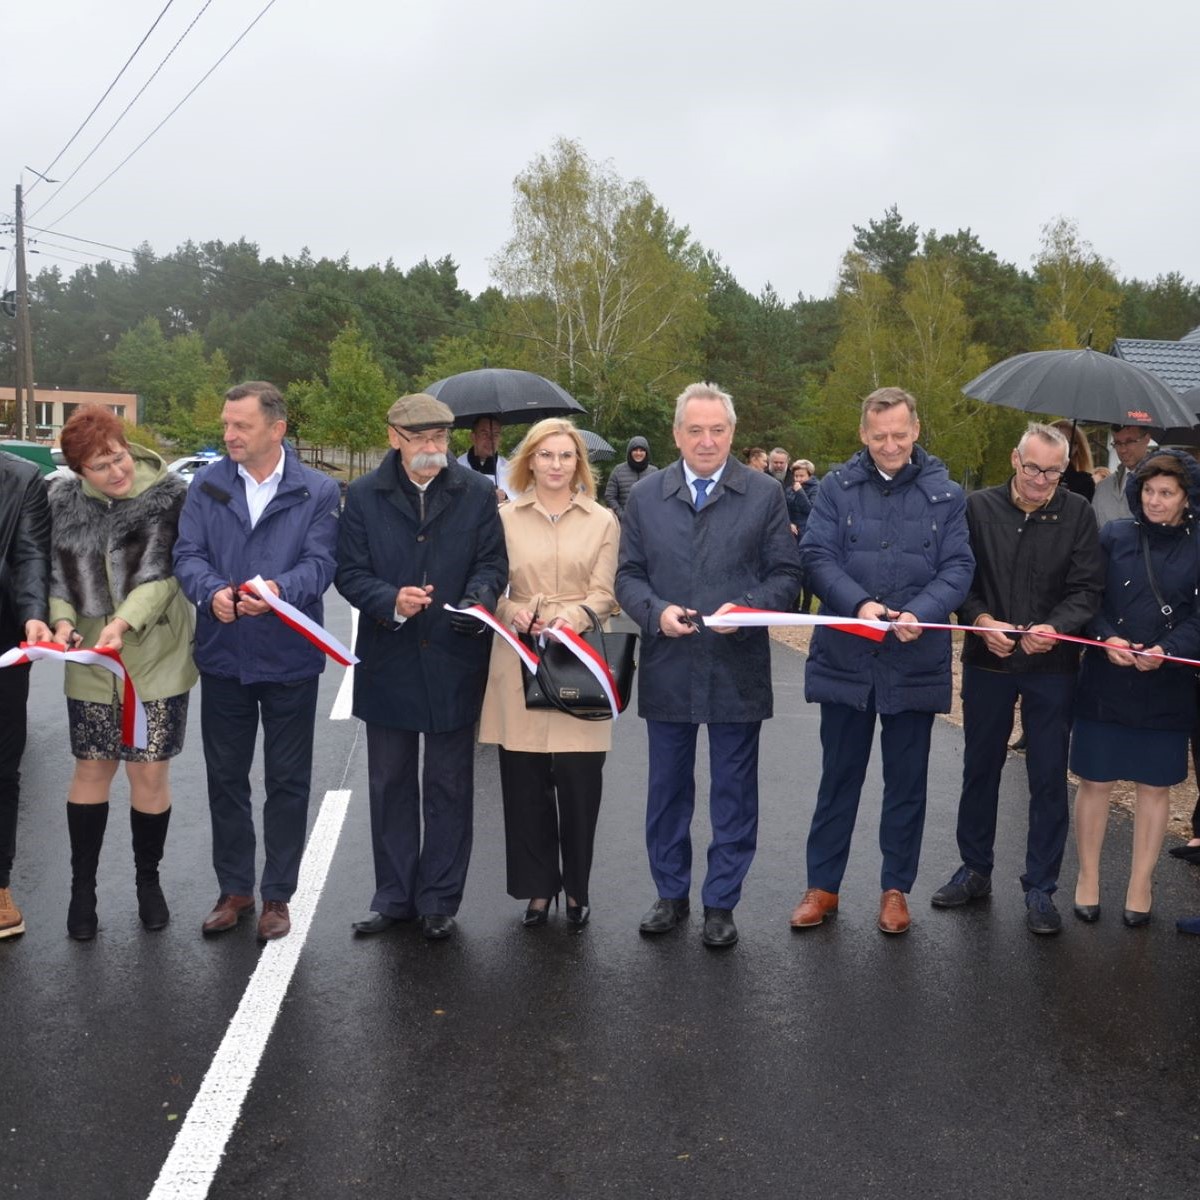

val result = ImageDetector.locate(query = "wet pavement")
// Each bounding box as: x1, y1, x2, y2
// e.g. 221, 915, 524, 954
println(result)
3, 591, 1200, 1199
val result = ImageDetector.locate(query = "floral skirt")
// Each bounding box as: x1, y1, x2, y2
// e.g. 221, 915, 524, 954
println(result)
67, 693, 190, 763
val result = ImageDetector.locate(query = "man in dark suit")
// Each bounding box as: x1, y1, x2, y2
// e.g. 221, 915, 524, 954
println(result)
0, 451, 52, 939
616, 382, 801, 948
335, 393, 507, 941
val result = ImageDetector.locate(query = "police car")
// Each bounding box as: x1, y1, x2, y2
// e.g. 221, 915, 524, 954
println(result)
167, 451, 222, 483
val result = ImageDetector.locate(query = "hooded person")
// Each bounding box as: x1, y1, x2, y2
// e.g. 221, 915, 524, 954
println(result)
1070, 447, 1200, 930
604, 436, 657, 519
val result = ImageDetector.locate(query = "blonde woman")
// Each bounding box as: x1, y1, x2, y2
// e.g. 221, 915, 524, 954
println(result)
478, 419, 619, 930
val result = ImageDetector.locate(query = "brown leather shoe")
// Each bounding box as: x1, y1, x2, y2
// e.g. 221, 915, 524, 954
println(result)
257, 899, 291, 942
879, 889, 911, 934
201, 893, 255, 935
790, 888, 839, 928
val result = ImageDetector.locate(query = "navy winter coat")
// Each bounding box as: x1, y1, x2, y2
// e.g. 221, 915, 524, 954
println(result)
1076, 448, 1200, 733
173, 447, 341, 684
801, 444, 974, 714
615, 456, 802, 723
335, 454, 507, 733
785, 482, 812, 539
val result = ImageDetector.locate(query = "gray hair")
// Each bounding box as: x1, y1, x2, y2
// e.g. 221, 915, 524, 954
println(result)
1017, 421, 1070, 461
674, 381, 736, 429
769, 447, 789, 459
225, 381, 287, 424
861, 386, 917, 424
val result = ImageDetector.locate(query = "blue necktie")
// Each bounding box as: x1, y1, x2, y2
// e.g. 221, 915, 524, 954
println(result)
693, 478, 712, 510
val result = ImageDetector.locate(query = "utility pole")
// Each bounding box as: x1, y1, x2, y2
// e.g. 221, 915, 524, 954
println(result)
13, 183, 37, 440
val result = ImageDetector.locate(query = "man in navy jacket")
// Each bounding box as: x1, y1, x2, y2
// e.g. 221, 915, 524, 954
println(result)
335, 393, 506, 941
791, 387, 973, 936
616, 382, 801, 948
174, 382, 340, 942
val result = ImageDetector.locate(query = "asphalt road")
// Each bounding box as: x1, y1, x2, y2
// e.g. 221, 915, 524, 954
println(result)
3, 591, 1200, 1199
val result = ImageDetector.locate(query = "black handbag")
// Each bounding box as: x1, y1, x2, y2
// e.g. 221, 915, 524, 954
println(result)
522, 606, 638, 721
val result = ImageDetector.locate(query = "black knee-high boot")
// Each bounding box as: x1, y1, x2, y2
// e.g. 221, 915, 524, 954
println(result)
131, 807, 171, 930
67, 801, 109, 941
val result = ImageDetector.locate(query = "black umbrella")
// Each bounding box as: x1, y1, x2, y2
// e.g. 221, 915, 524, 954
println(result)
962, 348, 1196, 429
578, 429, 615, 463
425, 368, 585, 428
1152, 384, 1200, 448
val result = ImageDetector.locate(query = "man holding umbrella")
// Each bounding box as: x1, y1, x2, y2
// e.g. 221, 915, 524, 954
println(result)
1093, 424, 1152, 526
456, 415, 510, 503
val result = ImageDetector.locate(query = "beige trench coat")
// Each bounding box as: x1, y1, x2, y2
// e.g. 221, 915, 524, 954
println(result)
478, 491, 619, 753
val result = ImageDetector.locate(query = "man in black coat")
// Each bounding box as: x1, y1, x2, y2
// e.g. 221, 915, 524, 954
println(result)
335, 394, 507, 941
616, 382, 801, 948
929, 422, 1103, 935
0, 452, 52, 938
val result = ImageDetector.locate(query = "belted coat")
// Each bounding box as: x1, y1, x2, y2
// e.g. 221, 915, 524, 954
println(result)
335, 454, 507, 733
615, 456, 802, 723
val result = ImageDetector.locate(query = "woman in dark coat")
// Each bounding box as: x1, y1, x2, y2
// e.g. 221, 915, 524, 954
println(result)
1071, 449, 1200, 927
787, 460, 815, 612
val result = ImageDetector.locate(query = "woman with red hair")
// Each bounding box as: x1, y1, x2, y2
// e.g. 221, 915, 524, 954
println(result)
49, 407, 197, 940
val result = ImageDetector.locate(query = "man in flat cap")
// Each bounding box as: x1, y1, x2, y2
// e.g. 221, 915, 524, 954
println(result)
336, 393, 507, 940
175, 381, 341, 941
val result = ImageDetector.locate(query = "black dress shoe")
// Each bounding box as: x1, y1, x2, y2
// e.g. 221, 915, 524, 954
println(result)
1122, 908, 1151, 928
1168, 844, 1200, 864
352, 911, 401, 935
639, 897, 689, 935
1073, 903, 1101, 923
565, 904, 590, 931
522, 903, 550, 929
421, 913, 455, 940
702, 906, 738, 947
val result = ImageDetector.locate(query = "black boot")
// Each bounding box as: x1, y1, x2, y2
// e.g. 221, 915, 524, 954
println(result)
131, 807, 171, 930
66, 802, 109, 941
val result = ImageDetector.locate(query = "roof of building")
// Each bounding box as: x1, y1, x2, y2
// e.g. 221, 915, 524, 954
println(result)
1112, 337, 1200, 394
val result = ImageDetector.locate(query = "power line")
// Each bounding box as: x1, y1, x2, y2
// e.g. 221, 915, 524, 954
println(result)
26, 0, 178, 199
29, 1, 216, 223
36, 0, 281, 232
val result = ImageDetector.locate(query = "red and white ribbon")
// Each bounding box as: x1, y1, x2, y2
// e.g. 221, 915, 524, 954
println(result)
703, 606, 888, 642
242, 575, 358, 666
442, 602, 541, 673
540, 623, 624, 717
0, 642, 148, 748
701, 607, 1200, 668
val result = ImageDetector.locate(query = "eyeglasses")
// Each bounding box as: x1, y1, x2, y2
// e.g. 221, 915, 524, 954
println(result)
535, 449, 577, 465
392, 426, 450, 446
1018, 458, 1065, 482
1113, 436, 1148, 449
82, 448, 131, 476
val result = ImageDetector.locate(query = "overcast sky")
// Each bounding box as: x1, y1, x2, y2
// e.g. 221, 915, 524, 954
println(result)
4, 0, 1198, 303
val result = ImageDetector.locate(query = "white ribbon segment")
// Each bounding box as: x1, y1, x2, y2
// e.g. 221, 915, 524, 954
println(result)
243, 575, 359, 666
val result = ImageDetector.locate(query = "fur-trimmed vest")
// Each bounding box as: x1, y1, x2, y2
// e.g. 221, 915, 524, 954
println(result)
49, 469, 187, 617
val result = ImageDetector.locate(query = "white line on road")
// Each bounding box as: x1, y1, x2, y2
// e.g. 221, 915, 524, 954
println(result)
147, 788, 352, 1200
329, 608, 358, 721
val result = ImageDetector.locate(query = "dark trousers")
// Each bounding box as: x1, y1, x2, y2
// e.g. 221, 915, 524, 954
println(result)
498, 747, 605, 905
200, 673, 319, 902
956, 665, 1076, 893
806, 699, 934, 894
645, 719, 761, 909
0, 664, 30, 889
365, 722, 474, 918
1190, 678, 1200, 837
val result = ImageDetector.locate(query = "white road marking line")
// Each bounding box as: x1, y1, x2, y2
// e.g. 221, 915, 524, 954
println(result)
330, 608, 358, 721
147, 788, 352, 1200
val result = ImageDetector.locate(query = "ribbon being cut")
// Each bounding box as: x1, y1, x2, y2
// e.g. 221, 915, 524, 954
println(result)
701, 607, 1200, 668
0, 643, 149, 749
239, 574, 359, 666
443, 602, 627, 718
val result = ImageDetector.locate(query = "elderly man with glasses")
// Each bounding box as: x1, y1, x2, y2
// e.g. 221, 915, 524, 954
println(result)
335, 393, 506, 940
929, 422, 1104, 934
1093, 424, 1153, 527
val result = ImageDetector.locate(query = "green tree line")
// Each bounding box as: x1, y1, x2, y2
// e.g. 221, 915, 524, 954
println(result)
5, 138, 1199, 482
